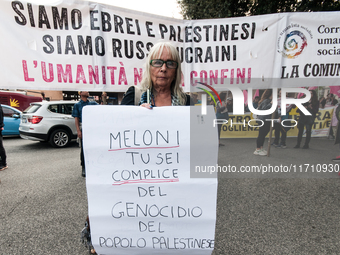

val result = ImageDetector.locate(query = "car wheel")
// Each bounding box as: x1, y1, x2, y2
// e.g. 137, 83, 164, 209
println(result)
49, 129, 70, 148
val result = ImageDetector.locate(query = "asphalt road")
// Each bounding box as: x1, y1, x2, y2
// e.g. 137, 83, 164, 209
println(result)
0, 138, 88, 255
1, 136, 339, 254
215, 137, 340, 254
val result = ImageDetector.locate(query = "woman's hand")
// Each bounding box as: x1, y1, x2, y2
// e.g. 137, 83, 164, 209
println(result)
140, 103, 153, 109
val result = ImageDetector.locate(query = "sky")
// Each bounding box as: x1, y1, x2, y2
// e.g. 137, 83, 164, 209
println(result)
29, 0, 183, 19
94, 0, 182, 19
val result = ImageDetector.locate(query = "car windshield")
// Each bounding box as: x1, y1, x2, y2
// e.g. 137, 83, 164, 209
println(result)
23, 104, 41, 113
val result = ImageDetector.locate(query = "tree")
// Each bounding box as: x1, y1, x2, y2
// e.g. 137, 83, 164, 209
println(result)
178, 0, 251, 19
178, 0, 340, 19
249, 0, 296, 15
296, 0, 340, 12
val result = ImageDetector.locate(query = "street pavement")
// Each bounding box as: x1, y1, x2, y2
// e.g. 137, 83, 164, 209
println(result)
1, 136, 340, 254
214, 137, 340, 255
0, 138, 88, 255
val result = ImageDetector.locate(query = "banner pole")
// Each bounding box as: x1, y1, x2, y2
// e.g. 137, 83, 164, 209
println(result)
267, 111, 276, 157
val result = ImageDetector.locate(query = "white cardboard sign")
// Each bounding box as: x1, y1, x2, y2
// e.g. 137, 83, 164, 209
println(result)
83, 105, 218, 255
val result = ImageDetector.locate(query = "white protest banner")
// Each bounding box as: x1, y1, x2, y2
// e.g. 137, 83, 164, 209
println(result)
0, 0, 339, 91
82, 105, 218, 255
0, 0, 183, 92
271, 12, 340, 89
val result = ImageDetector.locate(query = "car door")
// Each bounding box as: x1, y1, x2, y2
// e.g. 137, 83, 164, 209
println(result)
2, 106, 21, 135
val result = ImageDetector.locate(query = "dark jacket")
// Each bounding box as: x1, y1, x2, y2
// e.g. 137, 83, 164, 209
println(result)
298, 100, 319, 118
121, 86, 136, 105
121, 86, 192, 106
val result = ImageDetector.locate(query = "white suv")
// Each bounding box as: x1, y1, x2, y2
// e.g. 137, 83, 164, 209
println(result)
19, 101, 77, 148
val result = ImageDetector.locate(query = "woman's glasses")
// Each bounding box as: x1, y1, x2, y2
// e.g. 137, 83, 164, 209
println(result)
150, 59, 178, 69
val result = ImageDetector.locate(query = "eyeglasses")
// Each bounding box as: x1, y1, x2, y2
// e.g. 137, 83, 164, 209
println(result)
150, 59, 178, 69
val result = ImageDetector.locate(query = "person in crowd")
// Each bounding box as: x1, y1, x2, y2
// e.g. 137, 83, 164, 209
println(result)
244, 104, 249, 113
101, 92, 107, 105
330, 102, 339, 139
319, 96, 326, 109
71, 91, 98, 177
0, 104, 7, 171
272, 89, 293, 148
191, 92, 201, 104
226, 97, 233, 112
77, 92, 99, 254
245, 96, 260, 112
325, 93, 331, 105
253, 96, 260, 109
326, 93, 338, 106
330, 93, 338, 105
294, 90, 319, 149
120, 85, 140, 105
254, 89, 273, 156
208, 97, 215, 106
216, 92, 228, 146
332, 103, 340, 167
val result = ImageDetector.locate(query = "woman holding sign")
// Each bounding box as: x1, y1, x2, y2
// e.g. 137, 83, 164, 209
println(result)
85, 42, 191, 254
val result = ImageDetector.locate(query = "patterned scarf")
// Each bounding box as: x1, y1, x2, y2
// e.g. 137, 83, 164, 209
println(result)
139, 91, 181, 106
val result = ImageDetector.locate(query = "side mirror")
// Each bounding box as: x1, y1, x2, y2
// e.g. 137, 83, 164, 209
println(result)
12, 114, 20, 119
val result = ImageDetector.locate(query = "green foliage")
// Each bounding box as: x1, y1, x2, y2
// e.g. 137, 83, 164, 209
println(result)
178, 0, 340, 19
250, 0, 297, 15
178, 0, 251, 19
296, 0, 340, 12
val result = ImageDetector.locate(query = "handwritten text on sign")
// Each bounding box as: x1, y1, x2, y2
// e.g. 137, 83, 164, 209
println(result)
83, 106, 218, 255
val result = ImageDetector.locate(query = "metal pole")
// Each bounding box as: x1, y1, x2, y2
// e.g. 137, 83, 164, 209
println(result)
267, 111, 276, 157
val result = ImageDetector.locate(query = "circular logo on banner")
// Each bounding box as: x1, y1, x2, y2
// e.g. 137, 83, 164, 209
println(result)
282, 31, 307, 58
277, 23, 313, 59
278, 30, 307, 59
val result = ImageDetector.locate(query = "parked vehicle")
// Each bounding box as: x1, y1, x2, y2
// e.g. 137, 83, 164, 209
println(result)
19, 101, 77, 148
0, 91, 42, 111
2, 104, 22, 136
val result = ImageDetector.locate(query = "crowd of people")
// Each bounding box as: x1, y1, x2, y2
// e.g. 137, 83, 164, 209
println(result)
224, 90, 339, 158
202, 87, 340, 159
76, 88, 340, 167
69, 39, 340, 172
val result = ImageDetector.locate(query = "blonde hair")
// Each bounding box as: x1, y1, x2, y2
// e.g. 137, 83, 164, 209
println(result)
140, 42, 186, 105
